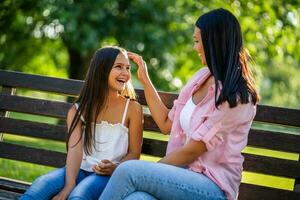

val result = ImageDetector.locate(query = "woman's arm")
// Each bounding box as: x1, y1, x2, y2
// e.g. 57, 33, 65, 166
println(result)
158, 139, 207, 167
128, 52, 172, 134
52, 106, 83, 199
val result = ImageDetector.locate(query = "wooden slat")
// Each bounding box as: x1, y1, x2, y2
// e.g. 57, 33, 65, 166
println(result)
143, 114, 160, 132
248, 129, 300, 153
0, 86, 16, 141
142, 138, 167, 157
0, 70, 82, 96
0, 117, 66, 141
0, 177, 29, 193
255, 105, 300, 127
243, 154, 300, 178
0, 94, 71, 119
0, 189, 21, 200
239, 183, 300, 200
135, 89, 178, 109
0, 143, 66, 168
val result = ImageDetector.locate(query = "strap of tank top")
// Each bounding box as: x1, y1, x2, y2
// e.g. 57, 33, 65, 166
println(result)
121, 99, 130, 125
74, 103, 85, 122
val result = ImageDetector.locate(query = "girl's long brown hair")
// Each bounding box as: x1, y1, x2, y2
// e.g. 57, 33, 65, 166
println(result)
66, 46, 136, 154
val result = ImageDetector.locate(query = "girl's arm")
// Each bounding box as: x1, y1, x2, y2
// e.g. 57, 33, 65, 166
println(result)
128, 52, 172, 134
52, 106, 83, 199
158, 139, 207, 167
120, 101, 143, 162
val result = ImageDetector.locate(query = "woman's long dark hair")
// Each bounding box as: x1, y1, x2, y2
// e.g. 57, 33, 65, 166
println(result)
196, 8, 259, 108
66, 46, 136, 154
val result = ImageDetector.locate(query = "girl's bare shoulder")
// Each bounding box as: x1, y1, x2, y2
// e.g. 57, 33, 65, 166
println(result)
127, 99, 142, 116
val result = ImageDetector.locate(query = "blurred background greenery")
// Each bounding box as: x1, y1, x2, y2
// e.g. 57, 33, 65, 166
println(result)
1, 0, 300, 108
0, 0, 299, 191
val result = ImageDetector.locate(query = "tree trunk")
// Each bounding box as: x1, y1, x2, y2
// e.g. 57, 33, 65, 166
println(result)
67, 47, 86, 80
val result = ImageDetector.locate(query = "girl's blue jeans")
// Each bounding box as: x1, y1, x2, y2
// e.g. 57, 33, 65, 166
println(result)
99, 160, 227, 200
20, 167, 110, 200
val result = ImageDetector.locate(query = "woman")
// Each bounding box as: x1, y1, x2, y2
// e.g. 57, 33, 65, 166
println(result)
100, 8, 259, 200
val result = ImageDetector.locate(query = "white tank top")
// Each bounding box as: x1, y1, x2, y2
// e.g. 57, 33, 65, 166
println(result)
180, 97, 197, 136
75, 99, 130, 172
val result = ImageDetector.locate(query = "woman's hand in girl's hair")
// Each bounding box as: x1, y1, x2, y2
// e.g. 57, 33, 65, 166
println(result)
92, 159, 118, 176
127, 52, 149, 85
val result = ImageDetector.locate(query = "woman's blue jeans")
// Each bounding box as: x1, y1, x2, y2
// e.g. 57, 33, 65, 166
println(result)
20, 167, 110, 200
99, 160, 226, 200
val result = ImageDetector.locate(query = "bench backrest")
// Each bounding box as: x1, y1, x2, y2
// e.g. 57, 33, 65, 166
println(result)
0, 70, 300, 200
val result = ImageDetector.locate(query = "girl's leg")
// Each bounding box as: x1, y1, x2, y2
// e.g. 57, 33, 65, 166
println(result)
20, 167, 86, 200
68, 173, 110, 200
99, 160, 226, 200
123, 191, 157, 200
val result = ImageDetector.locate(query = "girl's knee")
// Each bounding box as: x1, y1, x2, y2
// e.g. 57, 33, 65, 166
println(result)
68, 189, 86, 200
32, 173, 53, 186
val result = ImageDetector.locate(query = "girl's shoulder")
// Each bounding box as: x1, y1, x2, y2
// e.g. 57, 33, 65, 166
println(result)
125, 99, 142, 119
68, 104, 78, 116
127, 99, 142, 113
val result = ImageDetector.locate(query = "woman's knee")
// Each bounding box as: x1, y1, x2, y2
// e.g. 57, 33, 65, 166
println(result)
115, 160, 147, 177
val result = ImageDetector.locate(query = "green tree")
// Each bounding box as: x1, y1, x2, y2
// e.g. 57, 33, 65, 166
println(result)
1, 0, 300, 108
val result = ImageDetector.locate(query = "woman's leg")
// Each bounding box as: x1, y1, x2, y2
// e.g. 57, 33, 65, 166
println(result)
99, 160, 226, 200
68, 173, 110, 200
20, 167, 86, 200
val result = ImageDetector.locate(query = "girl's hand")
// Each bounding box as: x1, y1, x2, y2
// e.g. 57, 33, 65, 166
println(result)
52, 185, 74, 200
127, 52, 150, 85
92, 159, 118, 175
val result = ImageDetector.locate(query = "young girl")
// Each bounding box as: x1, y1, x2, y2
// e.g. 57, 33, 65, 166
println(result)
100, 9, 259, 200
21, 46, 143, 200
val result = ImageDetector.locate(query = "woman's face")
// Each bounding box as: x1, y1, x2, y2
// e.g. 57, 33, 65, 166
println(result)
108, 52, 131, 92
193, 27, 206, 65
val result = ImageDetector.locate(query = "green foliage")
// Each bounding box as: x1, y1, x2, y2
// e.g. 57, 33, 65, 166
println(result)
0, 0, 299, 108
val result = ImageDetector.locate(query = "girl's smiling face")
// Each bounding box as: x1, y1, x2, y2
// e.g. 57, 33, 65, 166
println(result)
108, 52, 131, 92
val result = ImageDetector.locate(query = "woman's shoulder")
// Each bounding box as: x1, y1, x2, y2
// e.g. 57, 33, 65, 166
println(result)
189, 66, 210, 82
177, 67, 211, 100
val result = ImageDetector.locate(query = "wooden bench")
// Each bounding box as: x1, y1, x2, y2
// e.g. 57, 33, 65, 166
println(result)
0, 69, 299, 200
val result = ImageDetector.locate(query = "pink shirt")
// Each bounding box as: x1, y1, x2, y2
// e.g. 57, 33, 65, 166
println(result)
167, 67, 256, 200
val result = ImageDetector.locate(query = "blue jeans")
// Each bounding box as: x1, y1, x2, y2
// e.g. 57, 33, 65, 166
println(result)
20, 167, 110, 200
99, 160, 226, 200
